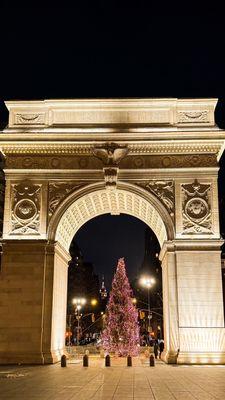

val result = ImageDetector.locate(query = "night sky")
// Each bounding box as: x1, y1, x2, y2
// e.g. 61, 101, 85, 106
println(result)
75, 214, 149, 289
1, 6, 225, 284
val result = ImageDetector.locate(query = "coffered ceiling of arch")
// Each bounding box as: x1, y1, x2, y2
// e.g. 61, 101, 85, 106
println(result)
55, 189, 167, 252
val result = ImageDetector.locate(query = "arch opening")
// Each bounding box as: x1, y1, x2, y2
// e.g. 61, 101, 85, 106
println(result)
48, 183, 174, 361
66, 213, 163, 349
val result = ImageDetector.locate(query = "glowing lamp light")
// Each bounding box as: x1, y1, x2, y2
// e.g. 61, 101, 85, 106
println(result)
91, 299, 98, 306
132, 298, 137, 304
72, 297, 86, 306
140, 276, 155, 288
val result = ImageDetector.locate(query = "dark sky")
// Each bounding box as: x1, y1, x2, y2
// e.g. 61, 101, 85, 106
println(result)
75, 214, 149, 289
1, 7, 225, 112
1, 6, 225, 283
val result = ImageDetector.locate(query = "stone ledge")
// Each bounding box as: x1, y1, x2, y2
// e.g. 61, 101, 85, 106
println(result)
5, 98, 217, 128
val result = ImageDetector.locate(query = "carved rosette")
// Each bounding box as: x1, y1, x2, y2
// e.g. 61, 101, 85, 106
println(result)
136, 180, 175, 218
11, 180, 41, 234
48, 182, 87, 219
181, 179, 212, 234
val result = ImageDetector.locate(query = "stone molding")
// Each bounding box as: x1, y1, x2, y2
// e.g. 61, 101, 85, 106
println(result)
1, 142, 222, 156
159, 239, 224, 262
5, 98, 217, 128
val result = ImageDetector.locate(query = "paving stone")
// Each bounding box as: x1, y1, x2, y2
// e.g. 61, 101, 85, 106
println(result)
1, 358, 225, 399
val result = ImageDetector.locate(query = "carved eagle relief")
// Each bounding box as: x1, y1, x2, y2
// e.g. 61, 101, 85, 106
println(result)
93, 142, 128, 166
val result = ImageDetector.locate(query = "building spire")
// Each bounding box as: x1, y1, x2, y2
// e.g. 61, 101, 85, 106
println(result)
100, 275, 107, 299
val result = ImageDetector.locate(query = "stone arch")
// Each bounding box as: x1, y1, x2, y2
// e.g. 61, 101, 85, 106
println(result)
1, 98, 224, 365
48, 181, 175, 252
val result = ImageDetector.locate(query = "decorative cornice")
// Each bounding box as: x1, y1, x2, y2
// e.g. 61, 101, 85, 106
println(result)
5, 98, 217, 128
1, 144, 93, 155
1, 142, 223, 156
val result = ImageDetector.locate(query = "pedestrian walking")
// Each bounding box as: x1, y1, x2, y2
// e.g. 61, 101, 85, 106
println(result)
154, 340, 158, 359
159, 340, 164, 358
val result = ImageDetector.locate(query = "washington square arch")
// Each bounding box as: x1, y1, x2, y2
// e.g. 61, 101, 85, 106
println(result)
0, 98, 225, 365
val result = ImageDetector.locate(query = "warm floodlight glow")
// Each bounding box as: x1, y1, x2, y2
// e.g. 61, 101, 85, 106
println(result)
132, 298, 137, 304
91, 299, 98, 306
140, 276, 156, 288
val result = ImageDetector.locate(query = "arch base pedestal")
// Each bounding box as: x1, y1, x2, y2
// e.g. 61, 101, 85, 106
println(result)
162, 350, 225, 365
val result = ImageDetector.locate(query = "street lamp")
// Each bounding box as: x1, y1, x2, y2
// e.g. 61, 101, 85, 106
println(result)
72, 297, 86, 345
139, 276, 155, 333
91, 298, 98, 306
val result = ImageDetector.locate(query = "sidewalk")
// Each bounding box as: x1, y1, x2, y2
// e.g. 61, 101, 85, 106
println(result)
0, 357, 225, 399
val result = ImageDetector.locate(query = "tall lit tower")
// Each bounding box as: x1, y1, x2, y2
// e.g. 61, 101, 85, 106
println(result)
99, 275, 107, 300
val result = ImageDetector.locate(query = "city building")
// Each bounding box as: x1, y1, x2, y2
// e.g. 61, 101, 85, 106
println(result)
136, 227, 163, 339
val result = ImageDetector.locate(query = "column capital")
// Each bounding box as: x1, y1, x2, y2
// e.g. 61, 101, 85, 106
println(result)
160, 238, 224, 262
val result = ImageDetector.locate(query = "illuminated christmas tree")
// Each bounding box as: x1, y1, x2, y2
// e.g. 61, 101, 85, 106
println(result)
101, 258, 140, 356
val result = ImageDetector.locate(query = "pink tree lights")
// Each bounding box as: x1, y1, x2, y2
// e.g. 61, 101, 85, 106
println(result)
101, 258, 140, 356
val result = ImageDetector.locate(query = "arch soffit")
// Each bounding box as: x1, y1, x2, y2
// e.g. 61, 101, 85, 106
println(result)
48, 182, 174, 252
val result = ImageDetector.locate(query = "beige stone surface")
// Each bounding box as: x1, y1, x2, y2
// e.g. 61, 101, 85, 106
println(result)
1, 358, 225, 399
5, 98, 217, 128
0, 98, 225, 364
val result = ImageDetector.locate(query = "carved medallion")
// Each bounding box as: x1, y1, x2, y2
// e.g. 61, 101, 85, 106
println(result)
181, 179, 212, 234
136, 180, 174, 218
11, 180, 41, 234
14, 199, 37, 220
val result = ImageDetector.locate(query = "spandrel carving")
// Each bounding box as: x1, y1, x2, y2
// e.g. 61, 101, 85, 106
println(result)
136, 180, 174, 218
48, 182, 87, 218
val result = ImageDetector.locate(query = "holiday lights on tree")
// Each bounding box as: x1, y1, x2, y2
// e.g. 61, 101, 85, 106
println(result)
101, 257, 140, 356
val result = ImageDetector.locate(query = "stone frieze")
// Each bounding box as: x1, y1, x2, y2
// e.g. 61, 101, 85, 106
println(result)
4, 153, 217, 170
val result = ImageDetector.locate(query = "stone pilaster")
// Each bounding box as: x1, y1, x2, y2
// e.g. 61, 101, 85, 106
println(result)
0, 240, 70, 364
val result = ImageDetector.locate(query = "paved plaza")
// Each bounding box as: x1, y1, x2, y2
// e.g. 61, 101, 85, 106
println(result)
0, 357, 225, 400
